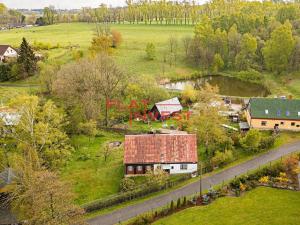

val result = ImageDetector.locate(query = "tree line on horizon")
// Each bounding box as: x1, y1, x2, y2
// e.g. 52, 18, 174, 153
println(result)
44, 0, 300, 26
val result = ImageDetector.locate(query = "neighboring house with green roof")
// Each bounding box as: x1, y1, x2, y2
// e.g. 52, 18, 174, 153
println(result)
246, 98, 300, 131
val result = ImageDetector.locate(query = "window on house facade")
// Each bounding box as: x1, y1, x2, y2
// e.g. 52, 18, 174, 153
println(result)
137, 166, 143, 171
296, 125, 300, 128
291, 122, 296, 126
261, 121, 267, 126
146, 165, 152, 171
280, 122, 284, 125
127, 166, 133, 172
180, 164, 188, 170
277, 110, 281, 116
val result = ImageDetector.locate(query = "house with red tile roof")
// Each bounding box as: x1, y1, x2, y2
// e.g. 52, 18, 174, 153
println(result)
124, 134, 198, 176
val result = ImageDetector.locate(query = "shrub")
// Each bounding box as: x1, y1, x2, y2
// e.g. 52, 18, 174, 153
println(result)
283, 155, 299, 176
275, 172, 289, 184
176, 198, 181, 208
236, 69, 262, 82
146, 168, 169, 188
78, 120, 97, 138
239, 182, 247, 191
145, 43, 156, 60
211, 150, 234, 167
111, 30, 122, 48
33, 41, 59, 50
170, 200, 174, 211
239, 129, 262, 152
183, 196, 187, 206
120, 177, 136, 192
260, 136, 275, 150
72, 50, 84, 60
259, 176, 269, 184
0, 63, 12, 81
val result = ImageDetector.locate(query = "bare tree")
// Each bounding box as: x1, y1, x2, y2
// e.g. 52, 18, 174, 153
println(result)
103, 143, 112, 162
53, 54, 127, 127
168, 35, 178, 66
10, 167, 86, 225
182, 36, 192, 58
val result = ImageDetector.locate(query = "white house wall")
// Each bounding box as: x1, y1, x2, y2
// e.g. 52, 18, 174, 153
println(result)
154, 163, 197, 174
4, 47, 17, 58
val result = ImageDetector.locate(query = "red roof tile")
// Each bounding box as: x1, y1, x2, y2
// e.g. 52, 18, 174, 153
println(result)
124, 134, 198, 164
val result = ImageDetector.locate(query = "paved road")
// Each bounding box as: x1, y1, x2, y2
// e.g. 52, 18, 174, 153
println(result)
88, 141, 300, 225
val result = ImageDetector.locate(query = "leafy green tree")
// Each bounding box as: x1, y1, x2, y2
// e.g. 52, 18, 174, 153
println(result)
9, 95, 73, 169
235, 33, 257, 70
239, 129, 262, 152
263, 21, 295, 73
17, 38, 37, 77
145, 42, 156, 60
43, 6, 56, 25
227, 24, 241, 68
181, 84, 197, 106
289, 36, 300, 71
188, 108, 227, 157
212, 53, 224, 72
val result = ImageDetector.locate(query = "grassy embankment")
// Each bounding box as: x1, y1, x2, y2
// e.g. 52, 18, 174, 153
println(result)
153, 187, 300, 225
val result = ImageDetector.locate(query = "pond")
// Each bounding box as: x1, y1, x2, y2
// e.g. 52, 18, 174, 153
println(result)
163, 75, 270, 97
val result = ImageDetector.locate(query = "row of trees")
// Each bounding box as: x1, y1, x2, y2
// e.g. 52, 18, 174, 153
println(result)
37, 1, 300, 26
0, 3, 25, 26
19, 1, 300, 27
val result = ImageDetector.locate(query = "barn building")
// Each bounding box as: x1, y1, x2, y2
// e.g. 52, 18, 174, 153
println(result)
150, 97, 183, 120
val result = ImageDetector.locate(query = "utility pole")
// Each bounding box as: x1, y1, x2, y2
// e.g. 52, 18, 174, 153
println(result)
199, 161, 202, 196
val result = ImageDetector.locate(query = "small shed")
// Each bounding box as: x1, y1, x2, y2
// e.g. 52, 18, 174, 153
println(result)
239, 122, 250, 132
0, 108, 21, 126
150, 97, 183, 120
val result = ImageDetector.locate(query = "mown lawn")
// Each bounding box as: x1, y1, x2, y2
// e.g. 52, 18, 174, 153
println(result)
60, 131, 124, 205
154, 187, 300, 225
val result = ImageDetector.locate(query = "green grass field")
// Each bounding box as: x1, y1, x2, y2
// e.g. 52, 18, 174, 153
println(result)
154, 187, 300, 225
2, 23, 300, 98
0, 23, 194, 78
60, 131, 124, 205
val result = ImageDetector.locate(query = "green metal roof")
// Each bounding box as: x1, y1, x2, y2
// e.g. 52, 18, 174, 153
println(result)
249, 98, 300, 120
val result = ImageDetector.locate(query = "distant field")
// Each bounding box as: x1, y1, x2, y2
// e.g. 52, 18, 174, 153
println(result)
2, 23, 300, 98
154, 187, 300, 225
0, 23, 194, 78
